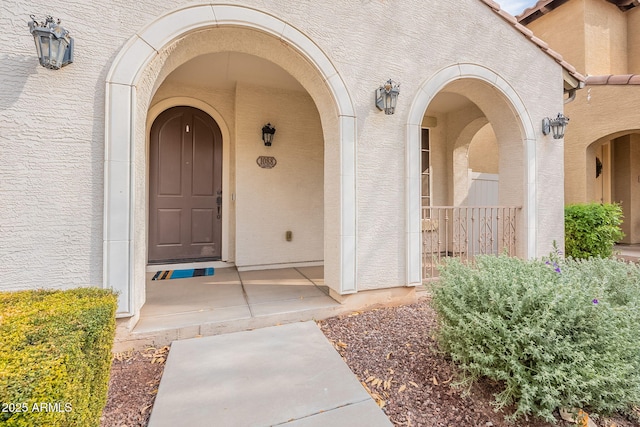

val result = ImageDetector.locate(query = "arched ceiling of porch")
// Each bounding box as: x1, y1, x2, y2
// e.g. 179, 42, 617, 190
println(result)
141, 27, 341, 123
424, 79, 525, 149
425, 92, 474, 114
163, 52, 306, 92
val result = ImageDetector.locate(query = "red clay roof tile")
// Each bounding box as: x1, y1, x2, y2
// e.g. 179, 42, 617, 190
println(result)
608, 74, 634, 84
586, 74, 640, 85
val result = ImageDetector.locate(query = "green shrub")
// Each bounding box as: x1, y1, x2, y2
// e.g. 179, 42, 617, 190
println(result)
565, 203, 624, 259
0, 288, 117, 427
432, 255, 640, 422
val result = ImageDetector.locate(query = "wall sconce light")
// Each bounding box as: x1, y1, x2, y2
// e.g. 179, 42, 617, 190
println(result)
261, 123, 276, 146
375, 79, 400, 115
596, 157, 603, 178
542, 113, 569, 139
28, 15, 74, 70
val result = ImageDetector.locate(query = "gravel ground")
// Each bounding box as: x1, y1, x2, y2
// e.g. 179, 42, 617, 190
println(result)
101, 298, 639, 427
100, 347, 168, 427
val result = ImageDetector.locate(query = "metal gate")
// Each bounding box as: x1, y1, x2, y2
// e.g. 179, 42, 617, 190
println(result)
422, 206, 520, 280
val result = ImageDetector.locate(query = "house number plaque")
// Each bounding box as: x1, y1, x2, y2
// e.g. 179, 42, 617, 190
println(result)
256, 156, 277, 169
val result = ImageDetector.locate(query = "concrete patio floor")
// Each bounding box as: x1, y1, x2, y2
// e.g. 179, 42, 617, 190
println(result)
128, 266, 414, 426
614, 243, 640, 262
123, 266, 350, 347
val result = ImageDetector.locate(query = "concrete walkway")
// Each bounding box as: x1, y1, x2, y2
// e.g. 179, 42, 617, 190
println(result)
614, 243, 640, 262
147, 321, 392, 427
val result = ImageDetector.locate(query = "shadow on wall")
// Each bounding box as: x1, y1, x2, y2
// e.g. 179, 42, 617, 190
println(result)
0, 54, 38, 110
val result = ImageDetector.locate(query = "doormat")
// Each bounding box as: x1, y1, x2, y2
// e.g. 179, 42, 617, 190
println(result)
152, 268, 215, 281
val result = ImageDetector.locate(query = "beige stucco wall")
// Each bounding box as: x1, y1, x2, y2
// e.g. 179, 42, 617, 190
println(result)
1, 0, 567, 311
629, 8, 640, 73
527, 0, 588, 72
526, 0, 631, 75
564, 85, 640, 204
234, 83, 324, 268
584, 0, 628, 75
468, 125, 499, 174
443, 104, 488, 206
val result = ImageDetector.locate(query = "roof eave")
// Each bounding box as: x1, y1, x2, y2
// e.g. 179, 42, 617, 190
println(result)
477, 0, 586, 87
564, 68, 585, 91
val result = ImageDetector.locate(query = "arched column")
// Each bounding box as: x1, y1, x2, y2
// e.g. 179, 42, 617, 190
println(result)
104, 4, 356, 316
405, 64, 537, 286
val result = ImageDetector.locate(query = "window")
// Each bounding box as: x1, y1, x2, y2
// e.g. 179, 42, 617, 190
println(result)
421, 128, 431, 207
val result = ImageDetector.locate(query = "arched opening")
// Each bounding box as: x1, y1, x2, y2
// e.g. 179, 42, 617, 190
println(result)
104, 5, 355, 318
468, 124, 499, 175
586, 131, 640, 244
467, 125, 500, 206
150, 51, 325, 269
406, 65, 536, 284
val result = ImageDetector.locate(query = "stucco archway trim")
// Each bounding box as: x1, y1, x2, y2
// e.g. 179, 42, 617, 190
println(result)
106, 4, 354, 117
104, 4, 356, 316
405, 64, 537, 286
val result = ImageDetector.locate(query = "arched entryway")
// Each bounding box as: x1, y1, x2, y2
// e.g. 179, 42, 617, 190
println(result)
104, 4, 356, 317
586, 132, 640, 244
406, 64, 537, 284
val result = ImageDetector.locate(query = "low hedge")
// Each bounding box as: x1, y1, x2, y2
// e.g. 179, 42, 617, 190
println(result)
432, 255, 640, 422
565, 203, 624, 259
0, 288, 117, 427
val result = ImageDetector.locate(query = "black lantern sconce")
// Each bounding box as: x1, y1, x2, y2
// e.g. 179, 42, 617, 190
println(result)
542, 113, 570, 139
262, 123, 276, 146
596, 157, 603, 178
375, 79, 400, 115
28, 15, 74, 70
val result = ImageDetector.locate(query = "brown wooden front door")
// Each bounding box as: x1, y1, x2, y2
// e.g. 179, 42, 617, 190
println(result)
149, 106, 223, 263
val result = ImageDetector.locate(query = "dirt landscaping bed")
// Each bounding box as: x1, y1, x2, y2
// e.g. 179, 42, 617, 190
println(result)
101, 346, 168, 427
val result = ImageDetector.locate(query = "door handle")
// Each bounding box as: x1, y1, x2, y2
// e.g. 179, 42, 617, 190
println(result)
216, 190, 222, 219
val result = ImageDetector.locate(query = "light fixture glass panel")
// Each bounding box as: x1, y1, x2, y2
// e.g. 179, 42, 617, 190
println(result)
33, 36, 43, 58
52, 38, 68, 68
39, 35, 51, 65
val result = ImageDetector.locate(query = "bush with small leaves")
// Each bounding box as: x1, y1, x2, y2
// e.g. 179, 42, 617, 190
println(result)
565, 203, 624, 259
432, 254, 640, 422
0, 288, 117, 427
